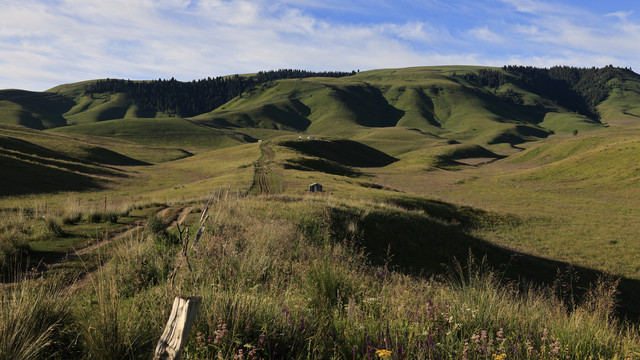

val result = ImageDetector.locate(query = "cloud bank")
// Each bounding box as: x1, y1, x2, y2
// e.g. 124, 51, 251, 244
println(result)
0, 0, 638, 91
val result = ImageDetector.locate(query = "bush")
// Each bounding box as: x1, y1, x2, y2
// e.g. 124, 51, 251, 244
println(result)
104, 212, 119, 224
87, 212, 103, 223
305, 260, 356, 310
61, 212, 82, 225
109, 237, 174, 297
145, 215, 166, 235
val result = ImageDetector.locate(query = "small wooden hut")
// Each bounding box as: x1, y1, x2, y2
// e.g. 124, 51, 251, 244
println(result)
309, 183, 323, 193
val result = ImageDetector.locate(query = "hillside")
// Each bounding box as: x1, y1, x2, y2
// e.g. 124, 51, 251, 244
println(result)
4, 66, 640, 359
2, 65, 639, 150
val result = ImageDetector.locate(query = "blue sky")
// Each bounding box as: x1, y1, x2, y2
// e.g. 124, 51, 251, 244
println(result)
1, 0, 639, 91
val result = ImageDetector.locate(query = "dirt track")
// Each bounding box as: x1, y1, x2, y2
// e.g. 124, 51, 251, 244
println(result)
0, 206, 192, 291
250, 141, 278, 195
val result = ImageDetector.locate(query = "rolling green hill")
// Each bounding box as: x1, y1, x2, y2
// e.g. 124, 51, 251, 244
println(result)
6, 66, 640, 358
2, 65, 638, 150
188, 66, 640, 145
50, 117, 254, 149
0, 89, 73, 129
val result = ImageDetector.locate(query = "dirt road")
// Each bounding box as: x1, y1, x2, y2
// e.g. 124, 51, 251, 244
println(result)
249, 141, 279, 195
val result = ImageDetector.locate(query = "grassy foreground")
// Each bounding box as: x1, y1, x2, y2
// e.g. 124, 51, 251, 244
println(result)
2, 195, 639, 360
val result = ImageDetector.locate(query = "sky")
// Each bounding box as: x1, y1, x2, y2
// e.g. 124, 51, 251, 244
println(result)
1, 0, 639, 91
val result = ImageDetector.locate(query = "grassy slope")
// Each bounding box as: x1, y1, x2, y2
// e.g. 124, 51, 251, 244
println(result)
50, 117, 252, 150
193, 66, 611, 147
126, 142, 259, 200
3, 66, 640, 315
0, 124, 148, 165
5, 99, 640, 360
369, 126, 640, 279
0, 89, 74, 129
598, 69, 640, 123
2, 195, 637, 360
3, 66, 638, 159
0, 124, 144, 196
64, 92, 138, 125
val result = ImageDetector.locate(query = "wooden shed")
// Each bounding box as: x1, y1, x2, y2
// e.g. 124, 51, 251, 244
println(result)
309, 183, 323, 193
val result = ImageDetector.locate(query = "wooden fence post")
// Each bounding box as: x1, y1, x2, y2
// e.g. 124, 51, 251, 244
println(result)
153, 296, 202, 360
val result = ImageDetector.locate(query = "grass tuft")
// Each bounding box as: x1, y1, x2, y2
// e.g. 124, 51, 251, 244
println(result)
0, 278, 76, 360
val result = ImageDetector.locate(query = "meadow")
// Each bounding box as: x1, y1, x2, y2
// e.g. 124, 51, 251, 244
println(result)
2, 195, 639, 360
2, 65, 640, 359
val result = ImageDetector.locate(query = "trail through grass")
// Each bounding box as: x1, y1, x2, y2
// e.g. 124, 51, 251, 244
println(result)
249, 141, 280, 195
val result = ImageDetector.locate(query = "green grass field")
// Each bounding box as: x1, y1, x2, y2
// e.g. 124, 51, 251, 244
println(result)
3, 66, 640, 359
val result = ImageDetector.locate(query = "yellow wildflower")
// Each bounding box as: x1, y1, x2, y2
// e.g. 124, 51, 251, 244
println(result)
376, 349, 392, 358
492, 353, 507, 360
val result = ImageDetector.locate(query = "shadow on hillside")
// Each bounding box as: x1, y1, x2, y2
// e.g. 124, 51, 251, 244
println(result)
261, 100, 312, 131
488, 125, 553, 147
0, 136, 149, 166
284, 157, 363, 177
329, 84, 405, 127
280, 139, 397, 167
202, 99, 312, 132
0, 155, 104, 197
0, 90, 75, 129
328, 199, 640, 322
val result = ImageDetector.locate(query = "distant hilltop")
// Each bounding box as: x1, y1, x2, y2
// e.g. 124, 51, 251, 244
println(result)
1, 65, 639, 147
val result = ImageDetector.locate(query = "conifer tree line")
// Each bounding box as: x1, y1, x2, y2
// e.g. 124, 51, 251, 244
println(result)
84, 69, 355, 117
462, 65, 627, 120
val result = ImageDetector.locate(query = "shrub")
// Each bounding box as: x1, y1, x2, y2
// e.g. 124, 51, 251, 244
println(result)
61, 212, 82, 225
145, 214, 166, 235
87, 212, 103, 223
111, 239, 174, 297
104, 212, 119, 224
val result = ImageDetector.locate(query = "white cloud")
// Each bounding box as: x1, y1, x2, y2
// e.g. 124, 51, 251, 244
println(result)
606, 10, 633, 21
0, 0, 639, 91
499, 0, 576, 15
469, 26, 504, 43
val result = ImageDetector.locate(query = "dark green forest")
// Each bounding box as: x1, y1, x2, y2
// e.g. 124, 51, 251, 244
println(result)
85, 69, 355, 117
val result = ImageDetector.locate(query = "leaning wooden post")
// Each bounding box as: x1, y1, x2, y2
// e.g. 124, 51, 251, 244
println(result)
153, 296, 202, 360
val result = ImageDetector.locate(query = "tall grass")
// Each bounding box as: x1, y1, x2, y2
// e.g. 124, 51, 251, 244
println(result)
1, 195, 639, 359
0, 231, 29, 280
77, 267, 160, 360
0, 278, 76, 360
173, 197, 640, 359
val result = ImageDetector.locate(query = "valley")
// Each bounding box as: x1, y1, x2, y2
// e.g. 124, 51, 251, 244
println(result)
2, 65, 640, 359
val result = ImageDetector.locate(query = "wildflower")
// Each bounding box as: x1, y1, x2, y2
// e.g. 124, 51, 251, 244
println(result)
525, 340, 534, 352
195, 331, 206, 348
248, 348, 259, 360
541, 328, 548, 342
234, 349, 244, 360
462, 339, 470, 360
492, 353, 507, 360
376, 349, 392, 358
214, 319, 229, 344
